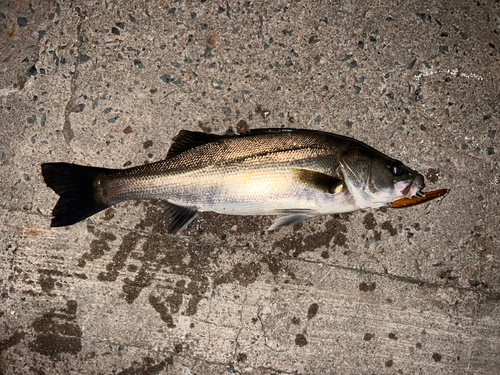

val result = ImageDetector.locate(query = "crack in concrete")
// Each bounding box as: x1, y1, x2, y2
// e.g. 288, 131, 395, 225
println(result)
299, 255, 499, 297
256, 305, 290, 354
253, 366, 297, 375
63, 20, 84, 145
231, 287, 247, 371
465, 292, 482, 374
205, 294, 213, 349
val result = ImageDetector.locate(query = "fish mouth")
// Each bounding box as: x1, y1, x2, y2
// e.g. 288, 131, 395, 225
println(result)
401, 174, 425, 198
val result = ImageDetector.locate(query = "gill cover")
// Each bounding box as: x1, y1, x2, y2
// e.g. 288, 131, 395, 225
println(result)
340, 147, 421, 207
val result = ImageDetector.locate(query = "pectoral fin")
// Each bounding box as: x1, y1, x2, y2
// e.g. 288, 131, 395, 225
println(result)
268, 214, 315, 231
160, 201, 199, 234
291, 168, 343, 194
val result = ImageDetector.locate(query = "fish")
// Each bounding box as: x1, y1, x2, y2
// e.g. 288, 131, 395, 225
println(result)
41, 128, 425, 233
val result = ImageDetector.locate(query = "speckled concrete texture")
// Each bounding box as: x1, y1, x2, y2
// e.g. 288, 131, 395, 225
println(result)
1, 0, 499, 374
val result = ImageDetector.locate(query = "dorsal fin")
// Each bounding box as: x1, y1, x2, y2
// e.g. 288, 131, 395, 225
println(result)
166, 128, 304, 159
166, 130, 222, 159
291, 168, 343, 194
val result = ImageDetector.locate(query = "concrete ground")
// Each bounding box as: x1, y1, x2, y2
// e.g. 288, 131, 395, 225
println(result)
1, 0, 499, 374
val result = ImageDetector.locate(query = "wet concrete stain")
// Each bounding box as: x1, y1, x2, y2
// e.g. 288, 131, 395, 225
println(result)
361, 212, 401, 241
29, 300, 82, 358
259, 253, 297, 284
432, 352, 442, 362
148, 274, 208, 327
363, 212, 383, 242
81, 202, 240, 325
381, 221, 398, 236
126, 238, 209, 319
214, 261, 261, 288
102, 208, 116, 221
123, 266, 154, 304
359, 282, 376, 292
148, 293, 175, 328
307, 303, 319, 319
295, 333, 308, 347
0, 330, 26, 353
78, 201, 350, 327
272, 215, 349, 256
38, 269, 87, 295
363, 333, 375, 341
116, 356, 173, 375
97, 232, 141, 282
195, 210, 267, 236
38, 269, 62, 294
134, 201, 172, 233
261, 253, 284, 276
363, 213, 377, 230
78, 226, 117, 267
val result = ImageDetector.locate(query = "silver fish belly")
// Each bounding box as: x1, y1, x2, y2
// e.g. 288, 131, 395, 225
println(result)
41, 128, 425, 233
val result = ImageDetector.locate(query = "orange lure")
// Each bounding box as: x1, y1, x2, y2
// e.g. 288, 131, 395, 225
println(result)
391, 189, 449, 209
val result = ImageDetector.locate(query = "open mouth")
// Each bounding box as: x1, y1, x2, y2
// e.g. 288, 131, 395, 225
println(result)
401, 174, 425, 198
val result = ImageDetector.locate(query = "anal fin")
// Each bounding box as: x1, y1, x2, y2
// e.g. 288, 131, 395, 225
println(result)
268, 214, 315, 231
161, 201, 199, 234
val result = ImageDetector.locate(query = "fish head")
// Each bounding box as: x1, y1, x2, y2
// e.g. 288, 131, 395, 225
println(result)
340, 147, 424, 208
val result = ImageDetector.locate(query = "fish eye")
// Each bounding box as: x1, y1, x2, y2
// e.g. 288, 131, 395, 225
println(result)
391, 164, 402, 175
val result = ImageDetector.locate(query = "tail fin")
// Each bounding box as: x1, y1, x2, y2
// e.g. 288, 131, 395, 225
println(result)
41, 163, 116, 227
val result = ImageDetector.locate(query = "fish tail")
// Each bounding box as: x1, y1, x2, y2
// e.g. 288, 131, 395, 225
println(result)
41, 163, 115, 227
